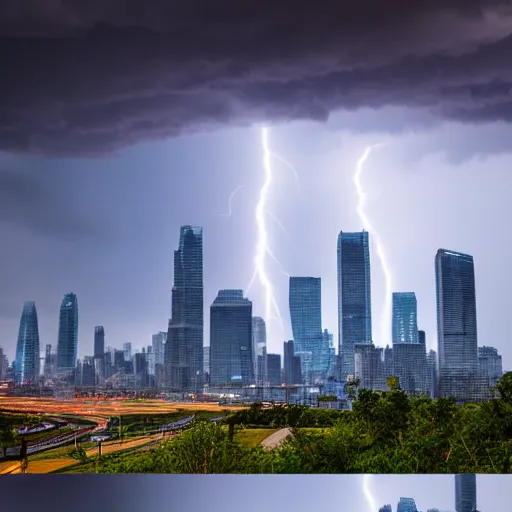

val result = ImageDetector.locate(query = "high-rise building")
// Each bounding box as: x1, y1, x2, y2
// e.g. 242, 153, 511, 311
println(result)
379, 506, 392, 512
203, 345, 210, 384
266, 354, 282, 386
252, 317, 267, 385
43, 344, 56, 378
123, 342, 132, 362
337, 231, 372, 380
455, 474, 477, 512
152, 332, 166, 367
289, 276, 323, 383
14, 301, 41, 385
0, 347, 8, 380
435, 249, 478, 402
392, 292, 419, 344
393, 343, 427, 395
210, 290, 254, 387
166, 226, 204, 392
283, 340, 302, 385
396, 497, 418, 512
418, 330, 426, 352
56, 293, 79, 375
478, 346, 502, 381
94, 326, 105, 359
354, 343, 385, 391
81, 356, 95, 386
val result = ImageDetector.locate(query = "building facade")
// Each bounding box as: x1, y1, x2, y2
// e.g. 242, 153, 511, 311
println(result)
56, 293, 79, 375
210, 290, 254, 387
435, 249, 478, 402
166, 226, 204, 392
14, 301, 41, 385
392, 292, 419, 344
252, 317, 267, 386
337, 231, 372, 380
455, 474, 477, 512
94, 326, 105, 359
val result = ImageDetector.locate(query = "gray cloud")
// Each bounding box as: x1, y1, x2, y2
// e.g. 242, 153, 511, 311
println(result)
1, 1, 512, 154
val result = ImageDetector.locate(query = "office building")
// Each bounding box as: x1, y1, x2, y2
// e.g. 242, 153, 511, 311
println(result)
354, 343, 386, 391
396, 498, 418, 512
455, 474, 477, 512
152, 332, 166, 367
210, 290, 254, 387
252, 317, 267, 385
392, 292, 419, 344
267, 354, 282, 386
435, 249, 478, 402
283, 340, 302, 385
123, 342, 132, 362
94, 326, 105, 359
14, 301, 41, 385
166, 226, 204, 392
56, 293, 79, 375
337, 230, 372, 380
393, 343, 427, 395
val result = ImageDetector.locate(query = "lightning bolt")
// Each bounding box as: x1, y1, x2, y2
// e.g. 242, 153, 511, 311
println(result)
217, 185, 244, 217
354, 144, 393, 347
269, 152, 302, 199
246, 127, 284, 331
362, 475, 377, 512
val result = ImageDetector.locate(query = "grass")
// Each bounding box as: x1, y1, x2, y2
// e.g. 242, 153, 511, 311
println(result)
234, 428, 278, 447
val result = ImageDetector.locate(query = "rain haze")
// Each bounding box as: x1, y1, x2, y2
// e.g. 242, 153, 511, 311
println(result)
2, 1, 512, 368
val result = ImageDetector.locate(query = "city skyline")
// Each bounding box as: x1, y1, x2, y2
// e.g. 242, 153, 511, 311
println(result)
2, 228, 506, 378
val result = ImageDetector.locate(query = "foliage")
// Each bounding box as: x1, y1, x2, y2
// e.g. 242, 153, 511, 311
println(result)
83, 372, 512, 473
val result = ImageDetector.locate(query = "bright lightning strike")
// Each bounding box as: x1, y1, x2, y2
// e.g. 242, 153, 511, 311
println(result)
217, 184, 244, 217
246, 127, 284, 331
362, 475, 377, 512
354, 144, 393, 347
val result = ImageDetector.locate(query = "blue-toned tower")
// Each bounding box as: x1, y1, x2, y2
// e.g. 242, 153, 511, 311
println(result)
14, 301, 41, 385
392, 292, 419, 344
210, 290, 254, 387
166, 226, 204, 392
57, 293, 79, 374
337, 230, 372, 380
455, 474, 477, 512
435, 249, 478, 402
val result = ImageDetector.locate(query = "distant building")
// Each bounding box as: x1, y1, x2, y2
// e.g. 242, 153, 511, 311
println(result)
0, 347, 9, 380
94, 326, 105, 359
436, 249, 478, 402
203, 345, 210, 384
43, 344, 56, 379
337, 231, 372, 380
354, 343, 385, 391
56, 293, 79, 376
152, 332, 166, 368
123, 342, 132, 362
210, 290, 254, 387
393, 343, 427, 395
396, 497, 418, 512
379, 506, 392, 512
455, 474, 477, 512
81, 356, 95, 386
266, 354, 282, 386
283, 340, 302, 385
14, 301, 41, 385
392, 292, 419, 344
252, 317, 267, 386
166, 226, 204, 392
426, 349, 438, 399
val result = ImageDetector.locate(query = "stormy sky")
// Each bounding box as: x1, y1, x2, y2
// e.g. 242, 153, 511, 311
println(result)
2, 1, 512, 365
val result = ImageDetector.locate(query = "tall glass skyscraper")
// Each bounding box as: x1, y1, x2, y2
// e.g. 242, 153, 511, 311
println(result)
14, 301, 41, 385
455, 474, 477, 512
435, 249, 478, 402
166, 226, 204, 392
289, 276, 323, 382
94, 326, 105, 359
396, 498, 418, 512
392, 292, 419, 344
252, 316, 267, 384
57, 293, 79, 374
210, 290, 254, 386
337, 230, 372, 380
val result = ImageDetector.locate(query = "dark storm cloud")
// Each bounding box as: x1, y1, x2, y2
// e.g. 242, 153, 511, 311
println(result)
1, 0, 512, 154
0, 169, 97, 238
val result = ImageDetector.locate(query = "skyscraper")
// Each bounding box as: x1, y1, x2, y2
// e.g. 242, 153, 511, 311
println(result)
455, 474, 477, 512
252, 317, 267, 385
210, 290, 254, 386
123, 342, 132, 362
392, 292, 419, 344
152, 332, 166, 367
337, 230, 372, 380
14, 301, 41, 385
166, 226, 204, 392
283, 340, 302, 385
57, 293, 79, 375
396, 498, 418, 512
435, 249, 478, 402
289, 276, 323, 382
94, 326, 105, 359
266, 353, 281, 386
